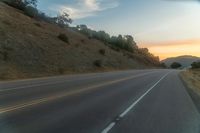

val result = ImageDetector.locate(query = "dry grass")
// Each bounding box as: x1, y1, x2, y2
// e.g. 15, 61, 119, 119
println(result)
180, 69, 200, 96
0, 2, 155, 80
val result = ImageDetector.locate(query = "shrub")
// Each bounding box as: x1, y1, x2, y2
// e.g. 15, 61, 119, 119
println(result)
4, 0, 38, 10
191, 62, 200, 69
58, 68, 65, 74
24, 6, 38, 18
126, 52, 135, 59
160, 63, 167, 68
0, 51, 8, 61
81, 39, 85, 43
99, 49, 106, 55
170, 62, 182, 69
93, 60, 103, 67
0, 45, 13, 61
34, 22, 42, 27
4, 0, 26, 10
109, 46, 120, 52
58, 33, 69, 43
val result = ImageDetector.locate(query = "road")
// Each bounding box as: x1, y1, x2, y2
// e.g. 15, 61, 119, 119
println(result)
0, 69, 200, 133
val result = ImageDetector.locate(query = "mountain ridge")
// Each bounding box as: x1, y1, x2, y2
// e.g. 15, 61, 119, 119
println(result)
162, 55, 200, 68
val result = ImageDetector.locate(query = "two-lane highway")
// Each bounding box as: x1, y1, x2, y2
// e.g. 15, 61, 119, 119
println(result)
0, 69, 199, 133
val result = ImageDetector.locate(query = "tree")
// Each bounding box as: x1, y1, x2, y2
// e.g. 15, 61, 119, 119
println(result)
54, 12, 72, 28
6, 0, 38, 10
138, 48, 149, 55
170, 62, 182, 69
23, 0, 37, 7
77, 25, 88, 30
24, 5, 38, 18
95, 31, 110, 42
77, 25, 92, 37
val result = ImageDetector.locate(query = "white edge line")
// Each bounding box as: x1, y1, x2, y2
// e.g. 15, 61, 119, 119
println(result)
101, 72, 170, 133
101, 122, 116, 133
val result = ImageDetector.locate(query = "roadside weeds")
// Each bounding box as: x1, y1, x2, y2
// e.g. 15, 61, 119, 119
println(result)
179, 70, 200, 113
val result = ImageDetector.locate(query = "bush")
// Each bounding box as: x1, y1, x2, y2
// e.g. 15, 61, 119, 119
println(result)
160, 63, 167, 68
34, 22, 42, 27
81, 39, 85, 43
4, 0, 26, 10
58, 33, 69, 43
93, 60, 103, 67
0, 51, 8, 61
170, 62, 182, 69
109, 46, 120, 52
24, 6, 38, 18
58, 68, 65, 74
4, 0, 37, 10
191, 62, 200, 69
0, 45, 13, 61
99, 49, 106, 55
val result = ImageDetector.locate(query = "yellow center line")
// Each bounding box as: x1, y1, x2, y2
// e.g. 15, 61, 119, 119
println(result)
0, 71, 157, 114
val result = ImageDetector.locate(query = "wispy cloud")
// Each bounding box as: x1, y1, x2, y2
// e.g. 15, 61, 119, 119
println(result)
53, 0, 119, 19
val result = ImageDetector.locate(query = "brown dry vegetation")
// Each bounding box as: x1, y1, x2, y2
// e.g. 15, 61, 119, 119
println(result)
181, 69, 200, 96
180, 69, 200, 111
0, 2, 159, 80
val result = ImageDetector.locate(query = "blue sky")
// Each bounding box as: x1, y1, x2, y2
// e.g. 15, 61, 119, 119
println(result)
37, 0, 200, 59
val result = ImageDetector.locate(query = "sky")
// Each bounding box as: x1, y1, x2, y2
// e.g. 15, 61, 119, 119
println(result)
37, 0, 200, 60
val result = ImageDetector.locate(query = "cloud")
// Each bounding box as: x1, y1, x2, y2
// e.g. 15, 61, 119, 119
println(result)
54, 0, 119, 19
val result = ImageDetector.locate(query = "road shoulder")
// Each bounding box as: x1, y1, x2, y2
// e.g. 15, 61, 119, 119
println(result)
179, 70, 200, 113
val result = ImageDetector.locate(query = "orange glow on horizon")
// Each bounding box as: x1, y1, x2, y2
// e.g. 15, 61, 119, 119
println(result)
140, 40, 200, 60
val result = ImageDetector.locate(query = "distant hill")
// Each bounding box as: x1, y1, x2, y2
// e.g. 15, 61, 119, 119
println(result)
0, 2, 160, 80
162, 55, 200, 68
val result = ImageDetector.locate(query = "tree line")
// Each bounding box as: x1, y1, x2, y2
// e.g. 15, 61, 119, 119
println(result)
72, 25, 138, 53
71, 25, 160, 66
169, 61, 200, 69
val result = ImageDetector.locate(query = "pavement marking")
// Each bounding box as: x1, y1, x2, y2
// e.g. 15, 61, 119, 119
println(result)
0, 71, 155, 93
0, 76, 100, 93
101, 72, 170, 133
0, 80, 69, 92
102, 122, 116, 133
0, 72, 157, 114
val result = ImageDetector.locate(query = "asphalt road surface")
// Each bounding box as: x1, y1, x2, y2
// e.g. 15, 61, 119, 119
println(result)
0, 69, 200, 133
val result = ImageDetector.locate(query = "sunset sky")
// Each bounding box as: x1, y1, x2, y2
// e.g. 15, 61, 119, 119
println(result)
37, 0, 200, 60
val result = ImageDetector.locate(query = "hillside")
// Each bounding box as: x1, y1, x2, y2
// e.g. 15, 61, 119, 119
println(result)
0, 2, 160, 80
162, 55, 200, 68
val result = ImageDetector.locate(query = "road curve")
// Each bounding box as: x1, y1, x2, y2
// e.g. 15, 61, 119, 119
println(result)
0, 69, 199, 133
